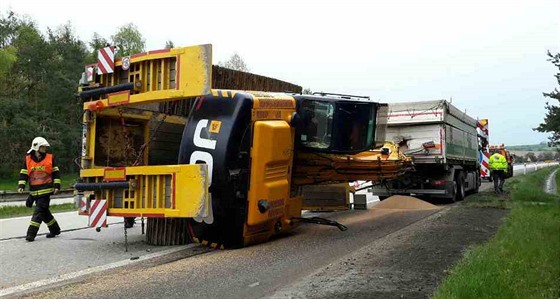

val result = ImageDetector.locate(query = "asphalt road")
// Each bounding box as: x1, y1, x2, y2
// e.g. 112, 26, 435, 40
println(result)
16, 207, 441, 299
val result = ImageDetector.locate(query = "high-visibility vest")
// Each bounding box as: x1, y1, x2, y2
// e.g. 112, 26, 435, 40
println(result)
26, 154, 53, 186
488, 153, 508, 172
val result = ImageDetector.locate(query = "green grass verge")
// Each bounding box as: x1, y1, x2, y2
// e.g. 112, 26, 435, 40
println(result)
0, 173, 79, 191
433, 167, 560, 299
0, 203, 76, 219
462, 191, 511, 209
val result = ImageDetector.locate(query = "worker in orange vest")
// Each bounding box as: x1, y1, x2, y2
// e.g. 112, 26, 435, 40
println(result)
18, 137, 62, 242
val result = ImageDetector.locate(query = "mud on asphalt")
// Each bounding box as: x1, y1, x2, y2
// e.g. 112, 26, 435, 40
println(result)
269, 204, 508, 299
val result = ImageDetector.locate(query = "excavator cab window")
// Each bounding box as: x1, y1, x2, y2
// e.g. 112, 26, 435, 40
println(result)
333, 102, 375, 151
299, 100, 334, 149
297, 98, 377, 153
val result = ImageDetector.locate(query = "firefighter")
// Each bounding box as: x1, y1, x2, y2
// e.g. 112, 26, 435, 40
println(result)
17, 137, 62, 242
488, 152, 508, 194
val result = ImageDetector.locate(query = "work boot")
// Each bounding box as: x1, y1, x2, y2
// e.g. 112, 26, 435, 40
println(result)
26, 221, 40, 242
46, 219, 61, 238
46, 228, 61, 238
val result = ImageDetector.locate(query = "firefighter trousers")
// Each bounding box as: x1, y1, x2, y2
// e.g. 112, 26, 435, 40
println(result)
492, 170, 506, 193
26, 195, 61, 239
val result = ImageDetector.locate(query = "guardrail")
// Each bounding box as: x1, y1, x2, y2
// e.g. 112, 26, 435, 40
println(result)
0, 189, 75, 202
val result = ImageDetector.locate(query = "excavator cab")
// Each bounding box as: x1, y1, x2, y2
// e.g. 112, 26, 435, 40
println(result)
294, 93, 379, 153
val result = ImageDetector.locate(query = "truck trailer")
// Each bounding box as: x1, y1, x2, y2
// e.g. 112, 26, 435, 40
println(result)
369, 100, 480, 202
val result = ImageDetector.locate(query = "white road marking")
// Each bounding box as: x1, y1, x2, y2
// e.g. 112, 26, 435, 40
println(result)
0, 244, 196, 298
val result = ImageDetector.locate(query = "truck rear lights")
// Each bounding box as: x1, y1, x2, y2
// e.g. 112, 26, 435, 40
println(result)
432, 180, 446, 186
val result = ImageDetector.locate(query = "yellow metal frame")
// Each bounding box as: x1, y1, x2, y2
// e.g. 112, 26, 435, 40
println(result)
80, 165, 209, 218
83, 44, 212, 110
79, 44, 213, 219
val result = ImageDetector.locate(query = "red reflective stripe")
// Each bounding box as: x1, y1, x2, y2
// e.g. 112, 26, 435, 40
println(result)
387, 112, 443, 117
100, 48, 114, 70
91, 201, 106, 227
130, 52, 148, 59
91, 208, 105, 227
90, 199, 101, 215
149, 49, 170, 55
97, 61, 108, 74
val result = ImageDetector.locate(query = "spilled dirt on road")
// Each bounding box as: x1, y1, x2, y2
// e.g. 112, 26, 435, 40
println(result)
269, 204, 507, 299
372, 195, 441, 210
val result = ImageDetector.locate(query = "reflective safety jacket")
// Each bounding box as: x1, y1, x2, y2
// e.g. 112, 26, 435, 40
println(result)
18, 152, 61, 197
488, 153, 508, 172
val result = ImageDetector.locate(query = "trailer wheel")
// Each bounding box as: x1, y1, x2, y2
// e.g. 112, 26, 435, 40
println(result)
467, 171, 480, 195
455, 172, 466, 201
474, 171, 481, 194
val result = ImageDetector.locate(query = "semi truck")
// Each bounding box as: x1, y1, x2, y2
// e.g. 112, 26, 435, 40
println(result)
74, 44, 412, 248
369, 100, 480, 202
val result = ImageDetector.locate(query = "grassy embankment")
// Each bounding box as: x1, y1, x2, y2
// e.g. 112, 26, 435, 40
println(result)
0, 203, 76, 219
434, 167, 560, 299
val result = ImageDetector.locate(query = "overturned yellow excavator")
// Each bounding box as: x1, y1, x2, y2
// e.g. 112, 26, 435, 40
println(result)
75, 44, 411, 248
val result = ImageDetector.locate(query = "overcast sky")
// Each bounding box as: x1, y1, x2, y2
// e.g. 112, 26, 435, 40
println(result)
1, 0, 559, 145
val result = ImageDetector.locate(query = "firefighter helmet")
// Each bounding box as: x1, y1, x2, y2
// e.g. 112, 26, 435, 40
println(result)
27, 137, 50, 153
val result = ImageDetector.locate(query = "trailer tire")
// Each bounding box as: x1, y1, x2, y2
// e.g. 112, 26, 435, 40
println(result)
474, 171, 481, 194
455, 172, 466, 201
472, 177, 480, 194
468, 171, 480, 195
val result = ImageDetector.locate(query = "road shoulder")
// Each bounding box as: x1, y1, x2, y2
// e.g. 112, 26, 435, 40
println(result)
269, 205, 508, 299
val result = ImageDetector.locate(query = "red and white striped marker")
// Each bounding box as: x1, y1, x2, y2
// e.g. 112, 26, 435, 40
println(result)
480, 151, 490, 178
97, 46, 115, 75
79, 196, 87, 213
89, 199, 108, 228
86, 66, 94, 82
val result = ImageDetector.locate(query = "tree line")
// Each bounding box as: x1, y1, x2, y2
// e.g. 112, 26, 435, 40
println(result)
512, 151, 560, 164
0, 11, 152, 178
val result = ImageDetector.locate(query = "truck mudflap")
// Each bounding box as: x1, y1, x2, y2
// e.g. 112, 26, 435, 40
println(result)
77, 165, 209, 218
